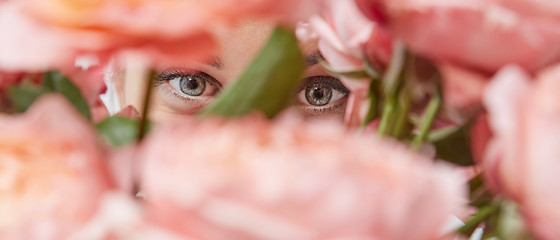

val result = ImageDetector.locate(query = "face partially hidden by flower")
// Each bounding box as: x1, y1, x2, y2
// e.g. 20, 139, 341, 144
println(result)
114, 20, 360, 125
0, 95, 114, 239
137, 113, 467, 240
483, 64, 560, 240
297, 0, 393, 126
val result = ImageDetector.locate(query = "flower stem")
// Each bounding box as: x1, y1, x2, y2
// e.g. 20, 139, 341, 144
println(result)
137, 71, 155, 142
378, 41, 406, 137
391, 88, 411, 138
378, 95, 397, 136
458, 205, 498, 236
412, 94, 441, 149
361, 80, 380, 127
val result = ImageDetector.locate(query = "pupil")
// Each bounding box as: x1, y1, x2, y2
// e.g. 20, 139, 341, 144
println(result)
186, 79, 199, 90
179, 76, 206, 96
305, 84, 332, 106
312, 87, 324, 99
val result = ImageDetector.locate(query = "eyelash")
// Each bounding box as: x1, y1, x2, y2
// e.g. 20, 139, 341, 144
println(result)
155, 70, 350, 114
154, 69, 222, 102
296, 75, 350, 114
297, 76, 349, 94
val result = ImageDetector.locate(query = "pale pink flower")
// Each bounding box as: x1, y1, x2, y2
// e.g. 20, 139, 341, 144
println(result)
438, 64, 489, 108
21, 0, 217, 69
483, 64, 560, 240
18, 0, 323, 71
303, 0, 392, 74
0, 2, 106, 106
0, 2, 78, 72
356, 0, 560, 74
137, 113, 467, 240
0, 95, 114, 239
70, 193, 187, 240
300, 0, 393, 127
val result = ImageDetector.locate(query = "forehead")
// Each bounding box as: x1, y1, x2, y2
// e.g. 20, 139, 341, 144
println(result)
211, 20, 319, 83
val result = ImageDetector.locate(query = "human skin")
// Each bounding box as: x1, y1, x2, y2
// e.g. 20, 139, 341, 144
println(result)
115, 20, 361, 124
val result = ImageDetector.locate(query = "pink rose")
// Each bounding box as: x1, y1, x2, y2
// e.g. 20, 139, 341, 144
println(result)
0, 2, 78, 72
70, 193, 187, 240
438, 63, 489, 108
0, 95, 114, 239
356, 0, 560, 74
137, 113, 467, 240
15, 0, 322, 71
20, 0, 217, 69
483, 64, 560, 239
299, 0, 393, 127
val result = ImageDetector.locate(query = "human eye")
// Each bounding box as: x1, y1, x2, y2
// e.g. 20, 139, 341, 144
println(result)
151, 69, 223, 116
157, 69, 222, 98
295, 76, 350, 118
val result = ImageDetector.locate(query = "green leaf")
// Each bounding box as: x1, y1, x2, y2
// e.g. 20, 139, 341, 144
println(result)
5, 71, 91, 120
43, 71, 91, 119
201, 27, 305, 118
6, 86, 50, 112
429, 124, 475, 166
96, 116, 151, 147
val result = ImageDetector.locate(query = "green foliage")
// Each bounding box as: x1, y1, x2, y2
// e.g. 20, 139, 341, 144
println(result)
96, 116, 151, 147
201, 27, 305, 118
7, 71, 91, 119
429, 124, 475, 166
6, 86, 50, 112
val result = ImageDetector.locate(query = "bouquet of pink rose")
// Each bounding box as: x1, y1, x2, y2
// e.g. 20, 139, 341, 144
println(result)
0, 0, 559, 239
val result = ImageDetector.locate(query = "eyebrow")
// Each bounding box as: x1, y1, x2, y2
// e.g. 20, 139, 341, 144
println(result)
208, 57, 224, 70
305, 52, 324, 67
207, 52, 323, 70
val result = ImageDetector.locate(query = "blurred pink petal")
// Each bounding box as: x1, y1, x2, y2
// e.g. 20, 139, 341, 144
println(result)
23, 0, 218, 69
91, 97, 110, 123
301, 0, 393, 127
20, 0, 324, 71
305, 0, 392, 73
0, 3, 77, 71
71, 193, 186, 240
137, 113, 467, 240
0, 71, 25, 90
0, 95, 114, 239
483, 64, 560, 239
358, 0, 560, 73
63, 64, 108, 106
438, 64, 489, 108
470, 113, 492, 166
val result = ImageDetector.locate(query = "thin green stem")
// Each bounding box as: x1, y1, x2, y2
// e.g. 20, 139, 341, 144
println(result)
361, 80, 380, 127
382, 41, 406, 96
137, 71, 155, 142
391, 88, 411, 138
377, 41, 407, 137
363, 52, 381, 79
458, 205, 499, 236
412, 94, 441, 149
377, 96, 397, 136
